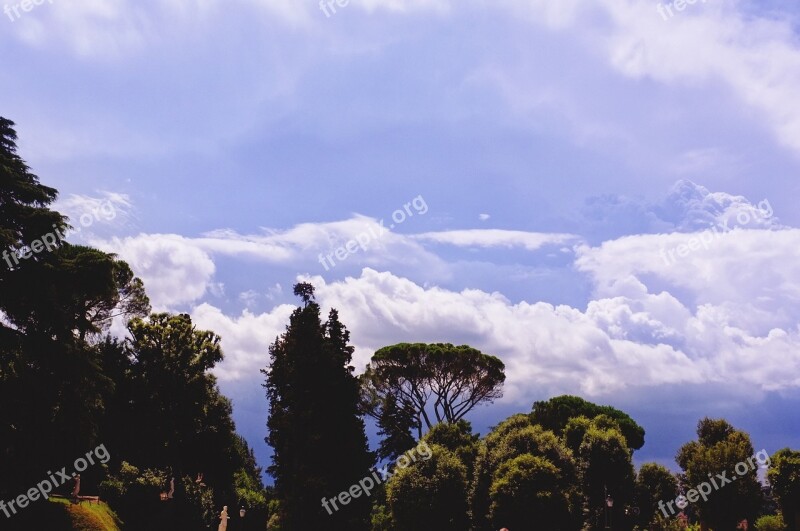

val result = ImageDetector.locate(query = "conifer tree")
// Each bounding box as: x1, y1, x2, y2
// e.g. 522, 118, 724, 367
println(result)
264, 283, 374, 530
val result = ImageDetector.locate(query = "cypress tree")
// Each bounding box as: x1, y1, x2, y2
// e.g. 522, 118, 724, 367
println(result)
264, 283, 374, 530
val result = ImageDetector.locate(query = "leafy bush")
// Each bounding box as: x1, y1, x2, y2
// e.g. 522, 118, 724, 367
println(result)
756, 514, 787, 531
489, 454, 575, 530
99, 461, 165, 527
370, 503, 394, 531
386, 444, 469, 531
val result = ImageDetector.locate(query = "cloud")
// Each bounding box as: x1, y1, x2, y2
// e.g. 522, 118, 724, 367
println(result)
86, 181, 800, 412
200, 216, 449, 277
196, 249, 800, 406
517, 0, 800, 154
413, 229, 578, 251
579, 180, 783, 241
95, 234, 216, 308
53, 191, 133, 236
658, 180, 781, 232
4, 0, 451, 58
88, 215, 451, 309
194, 301, 295, 381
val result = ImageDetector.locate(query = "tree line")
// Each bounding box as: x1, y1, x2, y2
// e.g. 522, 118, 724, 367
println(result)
262, 283, 800, 531
0, 117, 269, 530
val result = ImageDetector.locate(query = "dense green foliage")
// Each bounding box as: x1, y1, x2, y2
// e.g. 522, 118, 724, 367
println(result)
361, 342, 505, 442
489, 454, 575, 530
531, 395, 646, 450
424, 420, 481, 479
634, 462, 678, 529
470, 414, 581, 531
579, 421, 636, 530
0, 117, 265, 530
264, 283, 374, 530
386, 444, 469, 531
677, 418, 763, 529
769, 448, 800, 531
756, 514, 788, 531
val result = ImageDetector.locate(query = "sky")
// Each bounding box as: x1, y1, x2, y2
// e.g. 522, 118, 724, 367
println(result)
4, 0, 800, 477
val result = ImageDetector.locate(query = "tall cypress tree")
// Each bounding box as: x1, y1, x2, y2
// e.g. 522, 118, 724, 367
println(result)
264, 283, 374, 530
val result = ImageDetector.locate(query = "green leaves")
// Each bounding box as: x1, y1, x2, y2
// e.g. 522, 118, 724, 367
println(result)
471, 414, 580, 531
530, 395, 646, 450
635, 462, 678, 527
386, 444, 469, 531
676, 418, 763, 529
768, 448, 800, 530
264, 283, 373, 530
362, 342, 506, 440
489, 454, 572, 531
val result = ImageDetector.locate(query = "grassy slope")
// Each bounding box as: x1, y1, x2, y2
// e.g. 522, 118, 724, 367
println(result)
8, 498, 123, 531
57, 498, 123, 531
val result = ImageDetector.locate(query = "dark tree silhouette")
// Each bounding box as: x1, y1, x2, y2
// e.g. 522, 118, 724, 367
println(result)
531, 395, 645, 450
264, 283, 374, 530
362, 343, 505, 439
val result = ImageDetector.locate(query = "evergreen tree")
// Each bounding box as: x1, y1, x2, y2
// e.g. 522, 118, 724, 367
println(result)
0, 118, 150, 497
634, 462, 678, 529
263, 283, 374, 530
579, 424, 636, 531
375, 394, 418, 461
531, 395, 645, 451
677, 418, 763, 529
769, 448, 800, 531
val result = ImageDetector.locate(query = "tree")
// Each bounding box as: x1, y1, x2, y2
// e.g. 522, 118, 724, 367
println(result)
375, 393, 418, 461
635, 463, 678, 529
0, 119, 150, 497
424, 419, 480, 479
531, 395, 645, 450
0, 116, 69, 496
470, 414, 580, 531
0, 117, 254, 528
386, 444, 469, 531
489, 454, 576, 530
579, 424, 636, 531
0, 117, 66, 264
755, 514, 788, 531
124, 314, 235, 475
361, 343, 505, 439
769, 448, 800, 531
264, 283, 374, 531
677, 418, 763, 530
4, 244, 149, 341
564, 415, 593, 455
97, 311, 251, 524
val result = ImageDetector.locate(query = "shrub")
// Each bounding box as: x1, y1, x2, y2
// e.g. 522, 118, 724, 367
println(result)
756, 514, 788, 531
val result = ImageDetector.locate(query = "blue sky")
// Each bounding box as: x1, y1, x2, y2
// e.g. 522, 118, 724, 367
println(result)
5, 0, 800, 476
